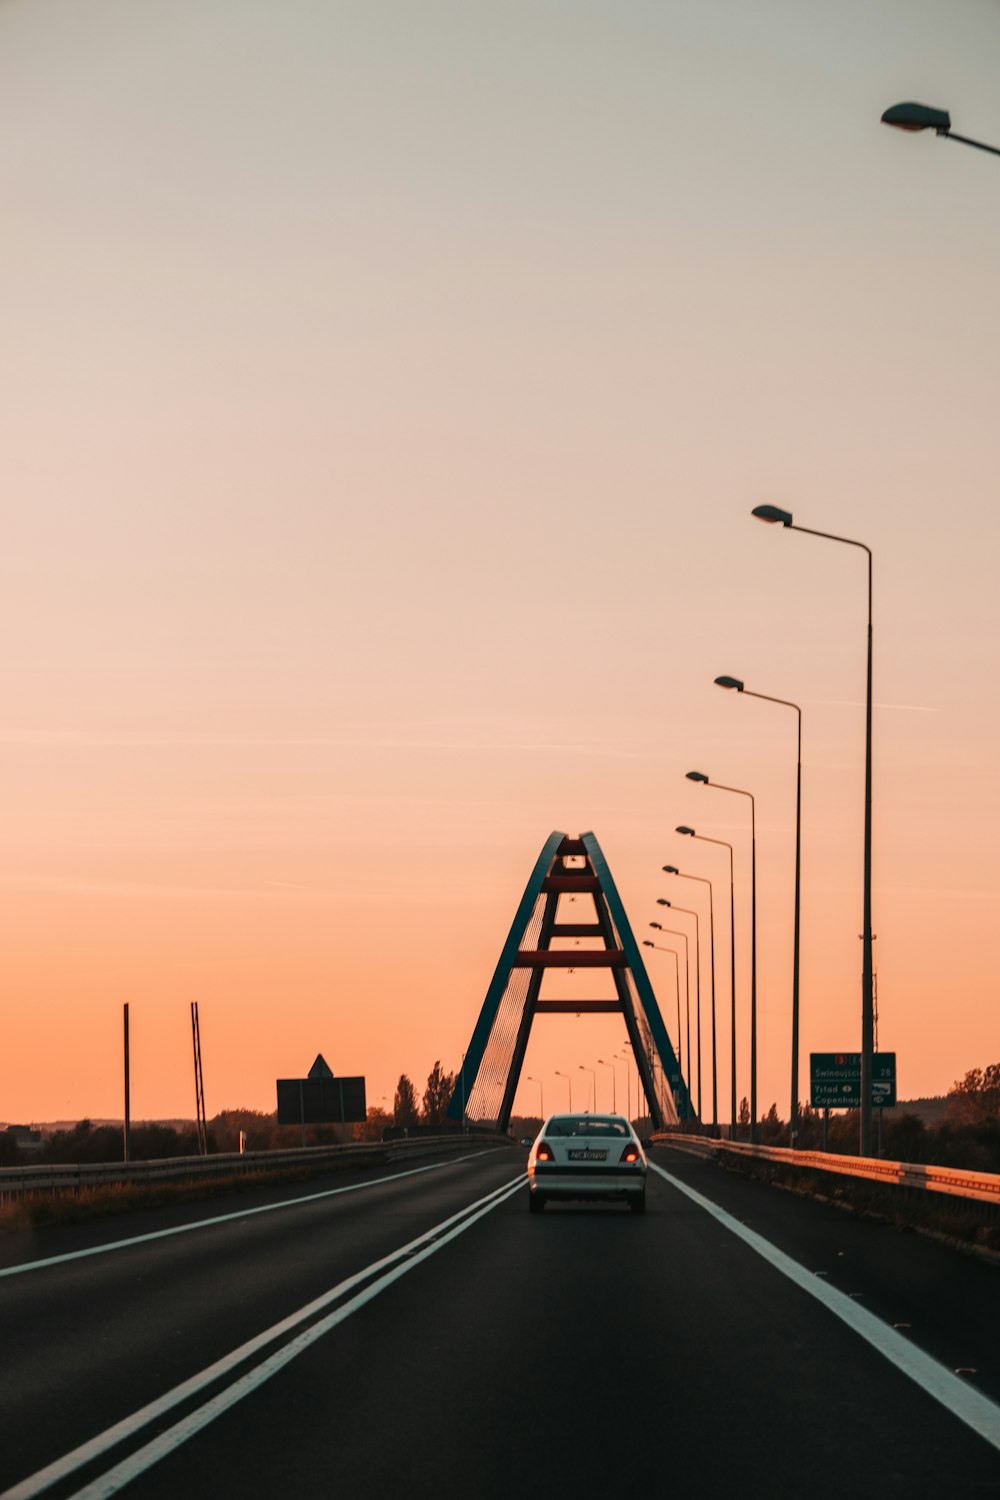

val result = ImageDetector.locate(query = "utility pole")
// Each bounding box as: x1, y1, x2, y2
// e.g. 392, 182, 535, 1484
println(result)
123, 1003, 131, 1164
191, 1002, 207, 1155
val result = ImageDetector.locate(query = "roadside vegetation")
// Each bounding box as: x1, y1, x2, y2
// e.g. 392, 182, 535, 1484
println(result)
725, 1061, 1000, 1174
700, 1064, 1000, 1257
0, 1062, 472, 1234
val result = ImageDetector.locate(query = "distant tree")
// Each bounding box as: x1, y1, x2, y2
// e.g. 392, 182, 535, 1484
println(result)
738, 1096, 750, 1131
393, 1074, 419, 1128
129, 1124, 184, 1160
209, 1109, 276, 1153
948, 1064, 1000, 1125
42, 1122, 111, 1163
422, 1061, 455, 1126
882, 1112, 928, 1162
760, 1102, 783, 1143
355, 1106, 391, 1143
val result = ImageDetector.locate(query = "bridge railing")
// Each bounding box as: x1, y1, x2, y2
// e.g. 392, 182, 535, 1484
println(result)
650, 1133, 1000, 1208
0, 1132, 510, 1201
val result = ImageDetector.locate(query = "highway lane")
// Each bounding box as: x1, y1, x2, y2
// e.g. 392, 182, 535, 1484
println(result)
0, 1146, 520, 1496
3, 1144, 999, 1499
657, 1145, 1000, 1410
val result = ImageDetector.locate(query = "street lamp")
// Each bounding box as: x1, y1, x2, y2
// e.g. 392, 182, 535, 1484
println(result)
687, 769, 758, 1141
677, 824, 737, 1140
578, 1065, 596, 1113
752, 503, 875, 1156
641, 942, 684, 1112
612, 1052, 630, 1120
597, 1058, 616, 1113
525, 1075, 543, 1119
657, 897, 701, 1124
716, 674, 803, 1149
662, 865, 717, 1132
555, 1070, 572, 1112
616, 1048, 634, 1121
649, 922, 692, 1107
881, 102, 1000, 158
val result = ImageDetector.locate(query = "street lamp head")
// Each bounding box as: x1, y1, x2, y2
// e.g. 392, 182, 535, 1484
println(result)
714, 675, 744, 692
676, 825, 696, 837
751, 503, 793, 526
656, 898, 671, 907
649, 921, 663, 930
881, 101, 951, 134
686, 770, 709, 784
641, 940, 654, 948
662, 864, 679, 875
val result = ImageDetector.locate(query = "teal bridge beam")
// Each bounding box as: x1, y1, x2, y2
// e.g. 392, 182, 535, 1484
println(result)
448, 832, 692, 1133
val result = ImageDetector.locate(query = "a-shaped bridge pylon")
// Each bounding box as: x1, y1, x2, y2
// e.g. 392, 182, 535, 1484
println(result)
448, 832, 692, 1133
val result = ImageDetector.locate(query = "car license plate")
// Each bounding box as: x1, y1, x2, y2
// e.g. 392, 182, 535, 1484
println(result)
569, 1149, 607, 1161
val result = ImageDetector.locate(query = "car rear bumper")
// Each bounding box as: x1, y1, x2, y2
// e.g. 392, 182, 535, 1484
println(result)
528, 1167, 646, 1199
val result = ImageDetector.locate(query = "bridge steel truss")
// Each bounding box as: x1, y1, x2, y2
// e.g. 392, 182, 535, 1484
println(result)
448, 832, 693, 1133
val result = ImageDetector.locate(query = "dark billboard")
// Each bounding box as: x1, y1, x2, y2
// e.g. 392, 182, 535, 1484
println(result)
276, 1076, 367, 1124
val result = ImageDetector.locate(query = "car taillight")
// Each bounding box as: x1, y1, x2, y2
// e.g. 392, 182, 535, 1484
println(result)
619, 1143, 640, 1164
535, 1142, 555, 1162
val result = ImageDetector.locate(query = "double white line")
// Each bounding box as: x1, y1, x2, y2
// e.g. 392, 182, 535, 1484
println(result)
3, 1173, 525, 1500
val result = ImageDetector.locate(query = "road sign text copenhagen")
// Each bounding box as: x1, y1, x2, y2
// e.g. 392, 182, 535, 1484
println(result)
810, 1052, 896, 1109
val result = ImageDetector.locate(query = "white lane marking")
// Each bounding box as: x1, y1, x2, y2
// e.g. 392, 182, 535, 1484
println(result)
0, 1148, 503, 1281
648, 1160, 1000, 1452
1, 1173, 525, 1500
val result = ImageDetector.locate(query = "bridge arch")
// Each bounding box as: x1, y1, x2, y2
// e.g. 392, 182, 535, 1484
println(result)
448, 832, 692, 1132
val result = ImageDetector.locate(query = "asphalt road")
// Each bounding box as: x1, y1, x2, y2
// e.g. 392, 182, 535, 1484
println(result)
2, 1143, 998, 1499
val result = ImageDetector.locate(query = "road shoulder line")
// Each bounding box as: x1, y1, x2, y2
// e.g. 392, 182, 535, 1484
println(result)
649, 1159, 1000, 1453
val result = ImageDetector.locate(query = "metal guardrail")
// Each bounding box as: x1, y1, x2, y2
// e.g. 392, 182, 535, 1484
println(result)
651, 1133, 1000, 1208
0, 1133, 509, 1201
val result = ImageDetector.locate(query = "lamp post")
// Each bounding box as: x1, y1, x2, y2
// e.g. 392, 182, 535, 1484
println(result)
526, 1075, 543, 1120
687, 769, 757, 1141
662, 866, 717, 1132
650, 920, 691, 1115
642, 941, 683, 1113
622, 1042, 633, 1119
677, 825, 736, 1140
881, 102, 1000, 158
657, 897, 701, 1124
752, 503, 875, 1156
613, 1052, 630, 1120
578, 1065, 596, 1113
716, 675, 803, 1148
597, 1058, 616, 1113
555, 1070, 572, 1112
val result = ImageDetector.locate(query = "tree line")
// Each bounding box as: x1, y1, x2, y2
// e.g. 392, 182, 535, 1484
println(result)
1, 1060, 459, 1165
725, 1061, 1000, 1170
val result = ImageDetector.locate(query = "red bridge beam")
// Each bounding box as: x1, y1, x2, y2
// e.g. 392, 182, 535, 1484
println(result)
535, 1000, 622, 1013
512, 950, 627, 967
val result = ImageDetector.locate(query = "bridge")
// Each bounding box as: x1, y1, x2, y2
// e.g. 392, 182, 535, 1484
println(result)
2, 1139, 998, 1497
3, 840, 999, 1497
448, 830, 691, 1132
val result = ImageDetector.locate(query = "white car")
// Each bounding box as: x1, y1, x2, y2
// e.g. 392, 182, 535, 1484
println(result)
526, 1113, 647, 1213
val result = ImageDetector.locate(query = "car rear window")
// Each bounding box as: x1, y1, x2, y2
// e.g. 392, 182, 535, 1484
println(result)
546, 1117, 629, 1138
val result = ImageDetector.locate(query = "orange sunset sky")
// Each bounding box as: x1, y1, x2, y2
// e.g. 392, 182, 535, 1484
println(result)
3, 0, 999, 1126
